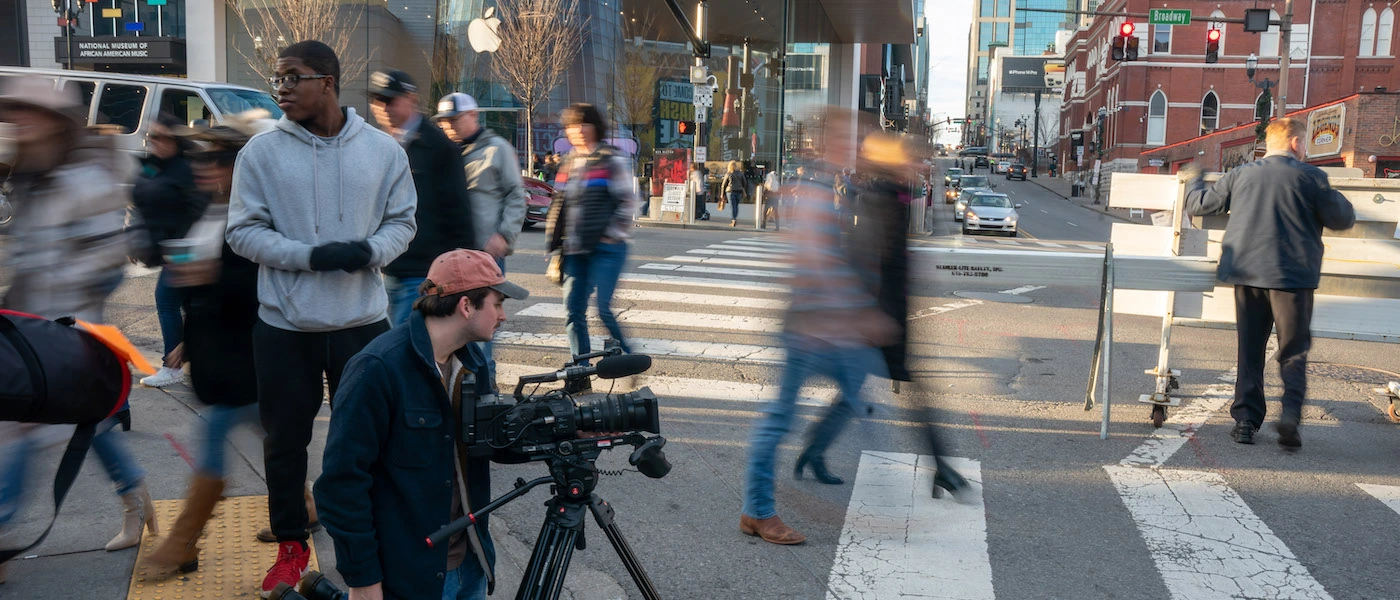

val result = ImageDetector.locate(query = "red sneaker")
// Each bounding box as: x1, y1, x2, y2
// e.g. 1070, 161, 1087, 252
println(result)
260, 540, 310, 598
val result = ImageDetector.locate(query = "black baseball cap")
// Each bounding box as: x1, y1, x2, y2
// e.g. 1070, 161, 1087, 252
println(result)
368, 70, 418, 101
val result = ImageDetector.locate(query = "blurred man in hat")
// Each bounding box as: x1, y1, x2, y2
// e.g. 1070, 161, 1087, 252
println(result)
317, 249, 528, 600
434, 92, 526, 389
369, 71, 475, 326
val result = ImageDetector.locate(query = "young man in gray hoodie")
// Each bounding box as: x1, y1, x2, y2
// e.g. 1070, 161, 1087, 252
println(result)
225, 40, 417, 597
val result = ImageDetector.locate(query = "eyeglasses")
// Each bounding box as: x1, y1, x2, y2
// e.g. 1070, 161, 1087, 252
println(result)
189, 149, 240, 166
268, 73, 332, 90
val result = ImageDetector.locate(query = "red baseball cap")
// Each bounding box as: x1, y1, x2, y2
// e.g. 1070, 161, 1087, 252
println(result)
422, 249, 530, 300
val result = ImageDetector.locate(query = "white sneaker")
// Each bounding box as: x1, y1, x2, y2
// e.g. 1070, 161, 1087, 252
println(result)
141, 366, 186, 388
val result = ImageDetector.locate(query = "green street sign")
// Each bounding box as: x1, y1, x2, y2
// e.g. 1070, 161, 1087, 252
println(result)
1149, 9, 1191, 26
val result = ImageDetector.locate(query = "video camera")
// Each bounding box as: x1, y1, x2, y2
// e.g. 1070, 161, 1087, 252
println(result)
460, 347, 671, 478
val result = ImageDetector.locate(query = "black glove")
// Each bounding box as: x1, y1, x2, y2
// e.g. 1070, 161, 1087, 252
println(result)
309, 241, 373, 273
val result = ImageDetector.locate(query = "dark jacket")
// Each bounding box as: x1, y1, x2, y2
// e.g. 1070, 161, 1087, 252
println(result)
130, 155, 207, 267
547, 144, 634, 256
1186, 154, 1356, 289
385, 118, 474, 278
316, 312, 496, 599
182, 239, 259, 407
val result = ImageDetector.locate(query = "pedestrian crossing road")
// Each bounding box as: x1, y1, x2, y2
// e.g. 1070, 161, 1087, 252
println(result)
484, 234, 1400, 600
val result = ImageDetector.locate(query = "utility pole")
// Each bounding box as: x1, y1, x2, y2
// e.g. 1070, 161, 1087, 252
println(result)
1032, 89, 1041, 177
1275, 0, 1294, 119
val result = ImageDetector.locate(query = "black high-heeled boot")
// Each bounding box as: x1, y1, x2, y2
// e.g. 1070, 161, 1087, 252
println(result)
931, 457, 970, 500
793, 451, 844, 485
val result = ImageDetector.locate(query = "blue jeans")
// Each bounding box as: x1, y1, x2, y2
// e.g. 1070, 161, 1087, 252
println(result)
384, 275, 426, 328
728, 192, 742, 221
742, 334, 885, 520
0, 417, 145, 526
92, 415, 145, 496
562, 242, 630, 359
442, 557, 488, 600
198, 404, 261, 478
155, 269, 186, 356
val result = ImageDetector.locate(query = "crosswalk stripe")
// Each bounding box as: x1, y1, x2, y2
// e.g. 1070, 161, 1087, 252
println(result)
1104, 465, 1333, 600
493, 363, 833, 407
619, 273, 787, 293
702, 244, 792, 255
692, 248, 791, 259
1356, 483, 1400, 516
827, 453, 992, 600
612, 289, 788, 310
494, 331, 784, 364
992, 239, 1018, 245
727, 239, 791, 248
514, 302, 784, 333
1035, 241, 1066, 248
665, 255, 791, 269
639, 263, 792, 279
1077, 243, 1103, 250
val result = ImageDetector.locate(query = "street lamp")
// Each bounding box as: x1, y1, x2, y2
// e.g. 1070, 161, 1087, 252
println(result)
1245, 53, 1278, 116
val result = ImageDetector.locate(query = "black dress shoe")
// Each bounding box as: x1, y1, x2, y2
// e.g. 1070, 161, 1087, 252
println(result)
1275, 419, 1302, 450
1231, 421, 1256, 444
794, 452, 844, 485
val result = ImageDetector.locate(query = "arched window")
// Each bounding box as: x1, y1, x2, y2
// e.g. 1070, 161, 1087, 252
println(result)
1261, 10, 1281, 57
1255, 91, 1274, 121
1361, 8, 1378, 56
1379, 8, 1395, 56
1201, 92, 1219, 134
1210, 10, 1227, 53
1148, 90, 1167, 145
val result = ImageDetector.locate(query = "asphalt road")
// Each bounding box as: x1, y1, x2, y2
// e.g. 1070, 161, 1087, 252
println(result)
3, 179, 1399, 600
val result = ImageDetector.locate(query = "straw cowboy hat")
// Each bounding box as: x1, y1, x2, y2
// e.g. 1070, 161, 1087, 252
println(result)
0, 75, 86, 126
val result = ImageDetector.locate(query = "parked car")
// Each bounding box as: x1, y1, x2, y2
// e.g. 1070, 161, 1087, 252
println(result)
1007, 163, 1028, 180
522, 177, 555, 229
961, 192, 1021, 236
953, 186, 993, 221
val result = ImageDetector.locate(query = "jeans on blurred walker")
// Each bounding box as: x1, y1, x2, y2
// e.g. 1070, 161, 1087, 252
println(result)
563, 242, 631, 359
742, 333, 885, 520
0, 416, 146, 526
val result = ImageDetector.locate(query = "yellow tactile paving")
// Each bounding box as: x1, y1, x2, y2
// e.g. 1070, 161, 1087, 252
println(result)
127, 495, 320, 599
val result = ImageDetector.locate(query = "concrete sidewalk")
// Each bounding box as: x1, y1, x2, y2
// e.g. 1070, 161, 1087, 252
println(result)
0, 330, 624, 597
1028, 173, 1152, 225
635, 200, 782, 233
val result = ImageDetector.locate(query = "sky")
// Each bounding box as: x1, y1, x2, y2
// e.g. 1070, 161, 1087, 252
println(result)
925, 0, 973, 145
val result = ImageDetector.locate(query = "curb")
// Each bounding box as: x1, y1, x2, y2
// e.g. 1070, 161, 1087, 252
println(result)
634, 219, 780, 233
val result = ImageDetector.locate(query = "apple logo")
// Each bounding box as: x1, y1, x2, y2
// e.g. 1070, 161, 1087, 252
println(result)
468, 6, 502, 53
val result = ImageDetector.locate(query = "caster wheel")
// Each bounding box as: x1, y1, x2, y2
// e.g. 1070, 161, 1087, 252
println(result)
1388, 402, 1400, 424
1150, 405, 1167, 428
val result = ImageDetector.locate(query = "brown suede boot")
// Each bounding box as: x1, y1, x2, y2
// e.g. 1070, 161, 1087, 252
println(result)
146, 474, 224, 576
256, 483, 320, 543
739, 514, 806, 545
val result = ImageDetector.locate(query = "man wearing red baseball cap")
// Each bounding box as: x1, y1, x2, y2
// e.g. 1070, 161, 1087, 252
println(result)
315, 249, 527, 600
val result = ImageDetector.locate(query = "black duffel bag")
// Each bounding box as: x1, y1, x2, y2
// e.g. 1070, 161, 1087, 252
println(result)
0, 309, 130, 424
1, 309, 135, 565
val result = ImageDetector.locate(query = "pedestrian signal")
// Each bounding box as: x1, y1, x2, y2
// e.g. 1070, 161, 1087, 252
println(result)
678, 120, 696, 136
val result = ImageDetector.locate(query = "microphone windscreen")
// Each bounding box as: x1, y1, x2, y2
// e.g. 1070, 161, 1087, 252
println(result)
595, 354, 652, 379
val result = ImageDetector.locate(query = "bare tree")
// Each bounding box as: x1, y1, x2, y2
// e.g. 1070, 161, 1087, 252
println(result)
427, 27, 467, 109
491, 0, 587, 173
228, 0, 368, 86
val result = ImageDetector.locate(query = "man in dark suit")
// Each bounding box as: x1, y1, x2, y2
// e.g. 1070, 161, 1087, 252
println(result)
369, 70, 476, 326
1184, 117, 1356, 449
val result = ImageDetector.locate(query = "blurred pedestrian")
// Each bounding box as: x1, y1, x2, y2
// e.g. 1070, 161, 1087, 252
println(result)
721, 160, 749, 227
129, 112, 206, 388
1184, 117, 1355, 450
740, 109, 896, 546
689, 162, 710, 222
0, 74, 158, 555
436, 92, 526, 390
369, 71, 474, 327
144, 111, 273, 577
547, 103, 638, 390
225, 40, 417, 596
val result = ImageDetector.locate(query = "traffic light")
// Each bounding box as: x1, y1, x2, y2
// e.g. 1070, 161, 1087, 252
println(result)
1205, 28, 1221, 63
1125, 31, 1141, 61
1112, 35, 1126, 61
1112, 22, 1135, 62
677, 120, 696, 136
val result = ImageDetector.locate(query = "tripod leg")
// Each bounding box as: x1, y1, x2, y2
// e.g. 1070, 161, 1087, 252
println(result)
589, 495, 662, 600
518, 498, 589, 600
517, 519, 559, 600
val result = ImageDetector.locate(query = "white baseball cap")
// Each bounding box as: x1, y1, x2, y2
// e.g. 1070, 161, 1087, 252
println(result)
434, 92, 480, 120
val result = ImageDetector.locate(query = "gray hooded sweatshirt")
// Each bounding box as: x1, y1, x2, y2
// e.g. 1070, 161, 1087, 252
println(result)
227, 107, 417, 332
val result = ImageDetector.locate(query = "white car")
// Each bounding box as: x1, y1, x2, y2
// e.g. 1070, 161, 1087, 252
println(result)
961, 192, 1021, 236
953, 187, 993, 222
994, 160, 1012, 174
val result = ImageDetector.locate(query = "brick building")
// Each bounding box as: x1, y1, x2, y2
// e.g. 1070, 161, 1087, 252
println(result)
1056, 0, 1400, 181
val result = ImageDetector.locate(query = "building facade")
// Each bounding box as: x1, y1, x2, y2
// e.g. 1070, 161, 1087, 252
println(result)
1056, 0, 1400, 181
965, 0, 1076, 145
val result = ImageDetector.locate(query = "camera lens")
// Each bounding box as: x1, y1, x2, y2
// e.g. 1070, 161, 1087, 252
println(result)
575, 390, 660, 434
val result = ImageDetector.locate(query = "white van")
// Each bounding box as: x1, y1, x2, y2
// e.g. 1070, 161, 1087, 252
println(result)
0, 67, 282, 161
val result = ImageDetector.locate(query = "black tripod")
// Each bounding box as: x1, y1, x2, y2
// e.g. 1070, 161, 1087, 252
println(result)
429, 449, 662, 600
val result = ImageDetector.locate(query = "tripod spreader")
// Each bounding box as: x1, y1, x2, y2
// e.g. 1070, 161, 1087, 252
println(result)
427, 475, 554, 549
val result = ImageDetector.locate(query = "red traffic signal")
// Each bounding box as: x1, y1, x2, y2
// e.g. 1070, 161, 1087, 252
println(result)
1120, 22, 1135, 37
1207, 28, 1222, 42
1205, 28, 1221, 63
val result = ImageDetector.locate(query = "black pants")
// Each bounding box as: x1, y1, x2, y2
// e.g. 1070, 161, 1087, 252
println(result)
1233, 286, 1313, 427
254, 317, 390, 541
